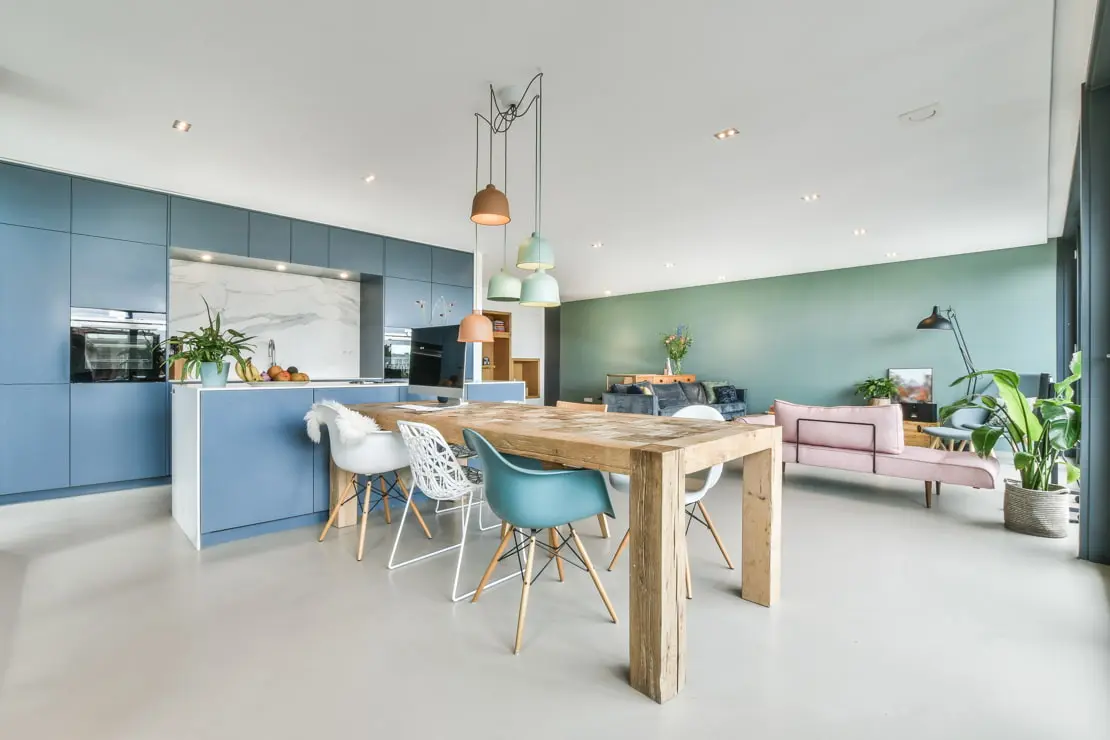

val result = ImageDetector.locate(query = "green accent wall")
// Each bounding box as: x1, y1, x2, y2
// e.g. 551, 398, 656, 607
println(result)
560, 244, 1057, 412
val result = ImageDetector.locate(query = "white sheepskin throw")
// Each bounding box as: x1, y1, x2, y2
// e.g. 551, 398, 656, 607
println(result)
304, 400, 381, 444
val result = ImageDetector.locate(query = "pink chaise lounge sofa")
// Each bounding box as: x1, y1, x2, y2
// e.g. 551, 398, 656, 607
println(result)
739, 400, 999, 508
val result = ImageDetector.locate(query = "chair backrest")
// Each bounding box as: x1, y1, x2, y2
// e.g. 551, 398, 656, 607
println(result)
948, 404, 991, 430
672, 405, 724, 489
396, 421, 473, 501
305, 402, 408, 475
556, 401, 607, 412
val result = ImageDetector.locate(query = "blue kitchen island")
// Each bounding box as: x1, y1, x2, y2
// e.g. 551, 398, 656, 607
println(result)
171, 380, 525, 548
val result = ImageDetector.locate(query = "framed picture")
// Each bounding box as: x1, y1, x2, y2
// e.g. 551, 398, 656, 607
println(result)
889, 368, 933, 403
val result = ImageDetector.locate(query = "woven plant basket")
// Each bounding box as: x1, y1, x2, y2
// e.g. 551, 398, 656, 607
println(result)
1003, 479, 1069, 538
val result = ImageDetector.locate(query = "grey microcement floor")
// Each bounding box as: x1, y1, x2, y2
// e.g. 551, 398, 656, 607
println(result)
0, 461, 1106, 740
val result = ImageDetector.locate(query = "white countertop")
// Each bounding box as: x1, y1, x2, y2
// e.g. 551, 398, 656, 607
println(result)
173, 380, 408, 392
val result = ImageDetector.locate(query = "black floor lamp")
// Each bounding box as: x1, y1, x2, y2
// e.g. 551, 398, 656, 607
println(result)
917, 306, 977, 395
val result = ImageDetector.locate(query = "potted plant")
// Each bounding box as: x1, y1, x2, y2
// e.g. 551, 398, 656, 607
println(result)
941, 352, 1081, 538
662, 325, 693, 374
855, 376, 898, 406
165, 299, 256, 388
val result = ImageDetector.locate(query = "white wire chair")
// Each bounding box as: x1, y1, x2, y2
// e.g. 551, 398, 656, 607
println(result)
391, 420, 520, 601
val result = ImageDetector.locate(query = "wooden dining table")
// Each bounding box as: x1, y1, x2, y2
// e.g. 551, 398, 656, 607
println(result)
348, 401, 782, 704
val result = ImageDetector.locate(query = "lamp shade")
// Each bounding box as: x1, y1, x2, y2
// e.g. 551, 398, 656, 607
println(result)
519, 268, 560, 307
486, 269, 521, 302
916, 305, 953, 331
470, 184, 510, 226
516, 232, 555, 270
457, 310, 494, 343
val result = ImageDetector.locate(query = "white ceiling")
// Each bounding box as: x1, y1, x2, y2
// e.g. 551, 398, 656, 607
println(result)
0, 1, 1097, 301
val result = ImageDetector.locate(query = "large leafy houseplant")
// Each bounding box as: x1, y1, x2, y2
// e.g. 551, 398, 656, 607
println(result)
940, 352, 1081, 491
165, 299, 255, 383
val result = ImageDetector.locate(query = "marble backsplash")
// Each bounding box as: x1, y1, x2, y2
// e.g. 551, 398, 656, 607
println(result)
170, 260, 360, 379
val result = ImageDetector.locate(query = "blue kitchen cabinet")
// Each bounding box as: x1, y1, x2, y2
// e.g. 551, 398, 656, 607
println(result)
0, 162, 71, 232
170, 197, 249, 256
384, 277, 432, 328
431, 247, 474, 288
309, 385, 403, 512
200, 389, 315, 533
384, 238, 431, 281
72, 179, 167, 245
249, 212, 291, 262
431, 282, 474, 326
70, 383, 169, 486
329, 228, 383, 275
0, 224, 70, 384
71, 235, 168, 312
0, 384, 70, 495
291, 220, 329, 268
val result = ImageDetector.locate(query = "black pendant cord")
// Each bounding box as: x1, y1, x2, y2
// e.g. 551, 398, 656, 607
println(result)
537, 74, 543, 238
474, 113, 480, 256
488, 89, 494, 185
503, 121, 509, 268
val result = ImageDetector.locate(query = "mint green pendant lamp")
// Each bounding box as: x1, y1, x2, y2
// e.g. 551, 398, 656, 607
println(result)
487, 266, 521, 302
519, 268, 560, 307
516, 233, 554, 270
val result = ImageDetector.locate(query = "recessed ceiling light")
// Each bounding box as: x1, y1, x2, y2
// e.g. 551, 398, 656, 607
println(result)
854, 228, 867, 236
604, 290, 612, 296
276, 264, 287, 271
339, 271, 349, 279
801, 193, 820, 202
200, 253, 212, 262
172, 119, 192, 132
363, 174, 376, 183
664, 262, 675, 268
591, 242, 603, 249
898, 103, 940, 124
713, 127, 739, 140
885, 252, 898, 258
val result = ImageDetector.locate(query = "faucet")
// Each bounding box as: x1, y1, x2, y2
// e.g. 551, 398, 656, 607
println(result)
267, 339, 276, 368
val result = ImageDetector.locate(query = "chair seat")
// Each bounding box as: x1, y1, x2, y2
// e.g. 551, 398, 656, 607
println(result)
784, 442, 998, 488
922, 426, 974, 441
462, 466, 483, 485
607, 472, 710, 505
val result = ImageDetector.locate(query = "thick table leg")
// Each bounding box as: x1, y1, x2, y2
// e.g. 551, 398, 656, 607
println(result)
628, 445, 686, 704
329, 457, 358, 529
741, 438, 782, 607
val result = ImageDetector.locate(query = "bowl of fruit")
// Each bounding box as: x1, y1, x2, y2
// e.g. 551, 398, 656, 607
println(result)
235, 359, 310, 385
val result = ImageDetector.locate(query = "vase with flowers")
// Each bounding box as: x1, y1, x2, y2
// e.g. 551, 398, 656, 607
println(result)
662, 325, 693, 375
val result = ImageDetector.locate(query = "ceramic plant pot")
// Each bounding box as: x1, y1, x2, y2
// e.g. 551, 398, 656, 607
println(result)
199, 361, 231, 388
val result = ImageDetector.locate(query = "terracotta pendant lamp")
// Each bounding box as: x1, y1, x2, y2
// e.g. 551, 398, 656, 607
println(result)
470, 185, 510, 226
457, 309, 494, 343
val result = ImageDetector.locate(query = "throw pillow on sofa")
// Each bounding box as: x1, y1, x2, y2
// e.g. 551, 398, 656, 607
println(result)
701, 381, 727, 403
653, 383, 686, 407
679, 381, 707, 404
714, 385, 740, 404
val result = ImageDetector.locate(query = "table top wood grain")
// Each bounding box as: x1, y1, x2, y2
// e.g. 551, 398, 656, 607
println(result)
352, 402, 780, 474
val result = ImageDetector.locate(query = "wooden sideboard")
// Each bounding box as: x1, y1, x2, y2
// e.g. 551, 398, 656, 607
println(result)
903, 419, 940, 448
606, 373, 695, 387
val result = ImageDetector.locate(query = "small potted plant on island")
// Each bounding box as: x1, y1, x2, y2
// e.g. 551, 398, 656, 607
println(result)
855, 376, 898, 406
941, 352, 1081, 538
165, 299, 256, 388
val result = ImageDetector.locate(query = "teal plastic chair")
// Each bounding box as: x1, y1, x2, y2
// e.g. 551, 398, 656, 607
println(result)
462, 428, 618, 654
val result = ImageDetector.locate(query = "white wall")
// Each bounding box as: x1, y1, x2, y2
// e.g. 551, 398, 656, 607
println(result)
170, 260, 360, 379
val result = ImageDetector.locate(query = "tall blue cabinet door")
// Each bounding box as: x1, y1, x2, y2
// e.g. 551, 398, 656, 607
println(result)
431, 248, 474, 287
71, 235, 168, 312
291, 220, 329, 268
431, 283, 474, 325
329, 228, 383, 275
170, 197, 249, 256
0, 163, 71, 232
384, 239, 431, 281
248, 212, 291, 262
0, 384, 70, 495
70, 383, 169, 486
200, 389, 314, 533
72, 179, 167, 245
0, 225, 70, 384
383, 277, 431, 328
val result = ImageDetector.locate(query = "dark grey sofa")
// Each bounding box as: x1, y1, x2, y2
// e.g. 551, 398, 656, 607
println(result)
602, 381, 747, 420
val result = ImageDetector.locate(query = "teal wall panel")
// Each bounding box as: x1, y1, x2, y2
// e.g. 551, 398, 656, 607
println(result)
560, 244, 1057, 413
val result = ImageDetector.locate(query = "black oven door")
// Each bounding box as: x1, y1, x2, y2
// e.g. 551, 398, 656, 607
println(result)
70, 308, 167, 382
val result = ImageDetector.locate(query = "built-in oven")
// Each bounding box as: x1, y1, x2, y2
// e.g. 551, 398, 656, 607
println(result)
70, 308, 167, 382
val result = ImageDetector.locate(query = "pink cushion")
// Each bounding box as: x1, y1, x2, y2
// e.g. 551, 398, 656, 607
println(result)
784, 443, 999, 489
775, 400, 904, 454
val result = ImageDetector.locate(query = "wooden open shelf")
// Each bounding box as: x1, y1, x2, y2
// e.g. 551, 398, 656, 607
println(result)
481, 310, 513, 383
512, 357, 541, 400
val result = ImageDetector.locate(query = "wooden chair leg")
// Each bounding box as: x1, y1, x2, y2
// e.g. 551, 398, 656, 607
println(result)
473, 526, 515, 603
319, 474, 355, 542
596, 513, 610, 539
607, 528, 631, 571
357, 485, 372, 561
697, 500, 734, 569
396, 474, 431, 539
570, 529, 617, 623
684, 539, 693, 600
378, 476, 392, 524
549, 527, 565, 582
930, 436, 941, 450
513, 535, 538, 654
924, 481, 933, 508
